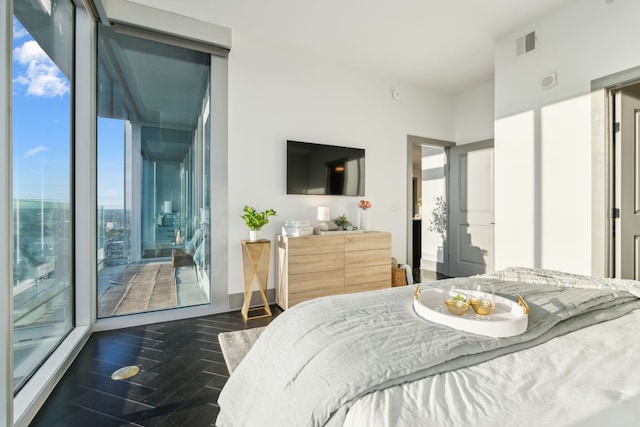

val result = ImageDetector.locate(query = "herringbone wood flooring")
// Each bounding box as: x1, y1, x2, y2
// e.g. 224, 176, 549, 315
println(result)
29, 306, 281, 426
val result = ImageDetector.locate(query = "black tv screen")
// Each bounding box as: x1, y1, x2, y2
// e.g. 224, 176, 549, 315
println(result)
287, 140, 365, 196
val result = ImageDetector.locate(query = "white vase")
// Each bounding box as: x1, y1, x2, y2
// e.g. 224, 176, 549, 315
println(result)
359, 209, 369, 231
249, 229, 262, 241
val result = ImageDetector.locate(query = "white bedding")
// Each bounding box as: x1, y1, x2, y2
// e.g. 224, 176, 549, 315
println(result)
344, 309, 640, 427
216, 269, 640, 427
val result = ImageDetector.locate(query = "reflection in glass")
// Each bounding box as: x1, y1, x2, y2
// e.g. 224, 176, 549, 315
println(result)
12, 0, 75, 392
97, 26, 211, 317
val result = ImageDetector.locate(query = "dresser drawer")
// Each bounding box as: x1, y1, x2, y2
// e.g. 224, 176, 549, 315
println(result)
345, 264, 391, 286
289, 269, 344, 294
345, 248, 390, 268
345, 232, 391, 251
287, 235, 344, 255
288, 252, 344, 275
288, 287, 343, 307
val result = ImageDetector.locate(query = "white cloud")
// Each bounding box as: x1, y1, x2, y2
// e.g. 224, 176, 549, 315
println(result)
24, 145, 47, 158
13, 17, 28, 40
13, 40, 69, 97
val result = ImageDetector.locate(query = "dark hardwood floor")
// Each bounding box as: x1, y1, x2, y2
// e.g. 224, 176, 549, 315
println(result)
29, 306, 282, 427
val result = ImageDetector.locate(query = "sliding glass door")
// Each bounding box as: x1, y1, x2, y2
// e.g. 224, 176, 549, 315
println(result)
97, 25, 211, 318
11, 0, 74, 392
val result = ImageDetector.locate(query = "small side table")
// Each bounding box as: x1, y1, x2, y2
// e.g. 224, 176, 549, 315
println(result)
240, 239, 272, 320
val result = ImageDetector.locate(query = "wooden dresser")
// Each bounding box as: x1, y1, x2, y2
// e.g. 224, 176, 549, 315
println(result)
276, 231, 391, 309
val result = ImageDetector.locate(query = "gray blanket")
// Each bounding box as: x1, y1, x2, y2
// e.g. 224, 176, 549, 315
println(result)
216, 274, 640, 427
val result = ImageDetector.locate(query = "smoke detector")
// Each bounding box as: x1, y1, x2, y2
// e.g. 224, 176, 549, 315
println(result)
540, 72, 557, 89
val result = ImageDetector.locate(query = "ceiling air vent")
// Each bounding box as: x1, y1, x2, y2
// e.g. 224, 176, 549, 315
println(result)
515, 31, 536, 57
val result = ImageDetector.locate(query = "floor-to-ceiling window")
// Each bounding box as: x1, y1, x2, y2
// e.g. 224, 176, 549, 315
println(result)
2, 2, 229, 424
11, 0, 74, 392
96, 25, 211, 318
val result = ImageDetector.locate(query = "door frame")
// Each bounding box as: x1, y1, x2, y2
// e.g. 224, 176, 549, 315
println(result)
591, 66, 640, 278
611, 88, 640, 278
406, 135, 455, 280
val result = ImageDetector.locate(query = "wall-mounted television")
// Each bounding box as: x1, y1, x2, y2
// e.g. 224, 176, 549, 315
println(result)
287, 140, 365, 196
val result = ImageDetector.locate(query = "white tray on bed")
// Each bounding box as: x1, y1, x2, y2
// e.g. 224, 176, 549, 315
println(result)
413, 288, 528, 337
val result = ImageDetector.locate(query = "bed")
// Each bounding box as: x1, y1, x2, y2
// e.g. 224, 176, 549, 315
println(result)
216, 268, 640, 427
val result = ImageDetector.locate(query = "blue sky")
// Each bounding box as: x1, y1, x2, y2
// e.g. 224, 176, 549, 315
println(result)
98, 118, 125, 209
13, 17, 124, 208
12, 17, 71, 203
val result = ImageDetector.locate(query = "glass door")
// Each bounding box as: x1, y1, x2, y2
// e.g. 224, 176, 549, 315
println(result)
97, 25, 211, 318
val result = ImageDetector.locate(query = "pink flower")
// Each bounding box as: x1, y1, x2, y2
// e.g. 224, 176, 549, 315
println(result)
358, 200, 372, 210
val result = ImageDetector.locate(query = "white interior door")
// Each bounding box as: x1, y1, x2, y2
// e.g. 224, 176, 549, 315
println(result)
614, 89, 640, 279
448, 140, 494, 277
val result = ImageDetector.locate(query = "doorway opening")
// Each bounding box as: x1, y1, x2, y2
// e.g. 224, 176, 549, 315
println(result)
407, 136, 454, 282
408, 136, 495, 281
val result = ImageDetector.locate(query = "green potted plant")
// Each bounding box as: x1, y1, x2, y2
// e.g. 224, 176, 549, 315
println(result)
240, 205, 277, 241
333, 214, 350, 230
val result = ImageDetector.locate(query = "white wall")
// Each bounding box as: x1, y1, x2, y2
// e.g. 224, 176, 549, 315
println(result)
454, 81, 495, 145
111, 0, 496, 297
226, 37, 455, 294
494, 0, 640, 274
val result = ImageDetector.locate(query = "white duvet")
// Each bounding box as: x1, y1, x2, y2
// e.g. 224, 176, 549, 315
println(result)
344, 308, 640, 427
216, 269, 640, 427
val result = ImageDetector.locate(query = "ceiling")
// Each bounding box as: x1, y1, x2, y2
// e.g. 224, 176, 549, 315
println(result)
128, 0, 577, 95
97, 23, 209, 141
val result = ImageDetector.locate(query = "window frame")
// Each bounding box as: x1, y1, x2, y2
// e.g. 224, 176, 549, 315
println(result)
1, 0, 13, 424
5, 2, 92, 426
